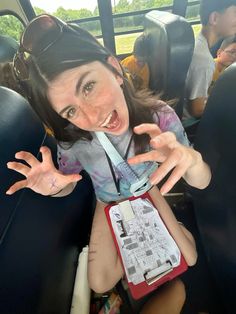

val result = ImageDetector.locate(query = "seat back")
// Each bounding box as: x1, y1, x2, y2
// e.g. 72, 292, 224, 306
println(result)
192, 63, 236, 313
0, 35, 19, 62
144, 10, 194, 118
0, 87, 95, 314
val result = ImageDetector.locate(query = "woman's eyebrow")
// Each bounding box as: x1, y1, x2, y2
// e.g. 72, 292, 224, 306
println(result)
75, 71, 90, 94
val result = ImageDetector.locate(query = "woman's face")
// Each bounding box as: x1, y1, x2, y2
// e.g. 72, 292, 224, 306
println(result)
217, 43, 236, 67
47, 57, 129, 135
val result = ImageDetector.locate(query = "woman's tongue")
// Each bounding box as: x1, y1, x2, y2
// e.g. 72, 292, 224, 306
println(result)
105, 110, 120, 129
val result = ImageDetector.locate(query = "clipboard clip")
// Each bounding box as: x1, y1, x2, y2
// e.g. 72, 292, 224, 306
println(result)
144, 261, 173, 285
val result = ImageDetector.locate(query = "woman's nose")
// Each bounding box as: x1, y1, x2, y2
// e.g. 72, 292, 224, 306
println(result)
79, 101, 101, 125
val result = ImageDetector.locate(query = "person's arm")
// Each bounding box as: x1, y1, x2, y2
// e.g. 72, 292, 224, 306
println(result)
189, 97, 207, 117
182, 148, 211, 190
6, 146, 82, 196
185, 59, 214, 118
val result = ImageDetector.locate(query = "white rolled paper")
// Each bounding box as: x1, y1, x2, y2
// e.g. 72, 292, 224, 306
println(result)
70, 246, 91, 314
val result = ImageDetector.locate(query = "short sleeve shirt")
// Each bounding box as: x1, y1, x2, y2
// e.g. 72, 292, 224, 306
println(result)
183, 32, 216, 124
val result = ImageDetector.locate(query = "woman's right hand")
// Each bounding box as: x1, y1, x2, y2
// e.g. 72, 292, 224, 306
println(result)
6, 146, 82, 196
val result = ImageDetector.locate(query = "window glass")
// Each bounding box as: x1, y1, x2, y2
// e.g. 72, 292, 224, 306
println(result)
113, 1, 173, 55
31, 0, 98, 20
115, 32, 142, 55
0, 14, 24, 41
31, 0, 102, 38
186, 3, 200, 21
112, 0, 173, 13
186, 2, 200, 37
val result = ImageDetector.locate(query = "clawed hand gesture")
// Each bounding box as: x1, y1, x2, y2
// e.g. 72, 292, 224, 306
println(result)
128, 124, 207, 194
6, 146, 82, 196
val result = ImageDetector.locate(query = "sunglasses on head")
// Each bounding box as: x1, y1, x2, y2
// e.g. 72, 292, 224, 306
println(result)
13, 14, 79, 81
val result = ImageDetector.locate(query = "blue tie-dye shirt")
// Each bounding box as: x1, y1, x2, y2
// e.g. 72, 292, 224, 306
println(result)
57, 104, 189, 203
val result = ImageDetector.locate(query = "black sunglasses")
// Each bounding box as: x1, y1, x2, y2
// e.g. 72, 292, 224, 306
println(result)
13, 14, 79, 81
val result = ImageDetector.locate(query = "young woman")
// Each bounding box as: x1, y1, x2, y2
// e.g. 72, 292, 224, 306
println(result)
7, 14, 211, 313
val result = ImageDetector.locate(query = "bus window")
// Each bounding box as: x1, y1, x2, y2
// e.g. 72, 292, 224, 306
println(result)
0, 14, 24, 41
186, 0, 201, 37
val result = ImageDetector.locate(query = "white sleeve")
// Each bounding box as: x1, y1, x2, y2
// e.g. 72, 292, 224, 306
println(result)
185, 57, 215, 100
186, 67, 213, 100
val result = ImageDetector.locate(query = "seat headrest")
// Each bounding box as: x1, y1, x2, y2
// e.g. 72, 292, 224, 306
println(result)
144, 10, 194, 99
0, 35, 19, 62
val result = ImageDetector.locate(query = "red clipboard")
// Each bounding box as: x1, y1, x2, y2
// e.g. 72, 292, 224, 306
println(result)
105, 192, 188, 300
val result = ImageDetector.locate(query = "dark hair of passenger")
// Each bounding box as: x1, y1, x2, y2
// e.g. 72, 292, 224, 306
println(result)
133, 34, 147, 58
28, 24, 165, 153
200, 0, 236, 25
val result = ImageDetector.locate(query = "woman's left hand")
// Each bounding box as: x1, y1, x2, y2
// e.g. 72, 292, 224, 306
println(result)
128, 123, 211, 194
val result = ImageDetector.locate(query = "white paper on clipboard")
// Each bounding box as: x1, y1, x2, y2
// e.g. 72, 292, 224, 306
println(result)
109, 198, 181, 285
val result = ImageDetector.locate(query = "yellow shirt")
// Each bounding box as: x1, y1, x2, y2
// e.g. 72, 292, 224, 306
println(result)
121, 55, 150, 90
212, 58, 221, 83
209, 57, 228, 94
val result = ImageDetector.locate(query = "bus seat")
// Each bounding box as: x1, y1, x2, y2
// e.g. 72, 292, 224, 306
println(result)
144, 10, 194, 118
0, 87, 95, 314
0, 35, 19, 62
191, 63, 236, 313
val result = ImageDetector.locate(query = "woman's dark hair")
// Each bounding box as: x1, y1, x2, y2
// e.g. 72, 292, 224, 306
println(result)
133, 34, 147, 58
27, 23, 165, 153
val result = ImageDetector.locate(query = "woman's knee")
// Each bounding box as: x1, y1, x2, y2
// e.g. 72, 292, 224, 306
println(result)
88, 266, 120, 293
88, 271, 109, 293
171, 278, 186, 305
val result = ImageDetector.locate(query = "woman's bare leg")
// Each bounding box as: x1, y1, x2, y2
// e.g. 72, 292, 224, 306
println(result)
88, 201, 124, 293
140, 278, 186, 314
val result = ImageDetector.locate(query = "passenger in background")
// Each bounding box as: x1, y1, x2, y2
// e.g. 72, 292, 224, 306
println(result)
183, 0, 236, 129
211, 34, 236, 85
121, 34, 150, 90
0, 61, 53, 135
0, 34, 33, 104
0, 62, 28, 98
0, 34, 27, 96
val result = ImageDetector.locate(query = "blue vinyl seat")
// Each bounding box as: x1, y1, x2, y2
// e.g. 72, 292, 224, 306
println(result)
0, 34, 19, 62
0, 86, 95, 314
144, 10, 194, 118
191, 63, 236, 313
